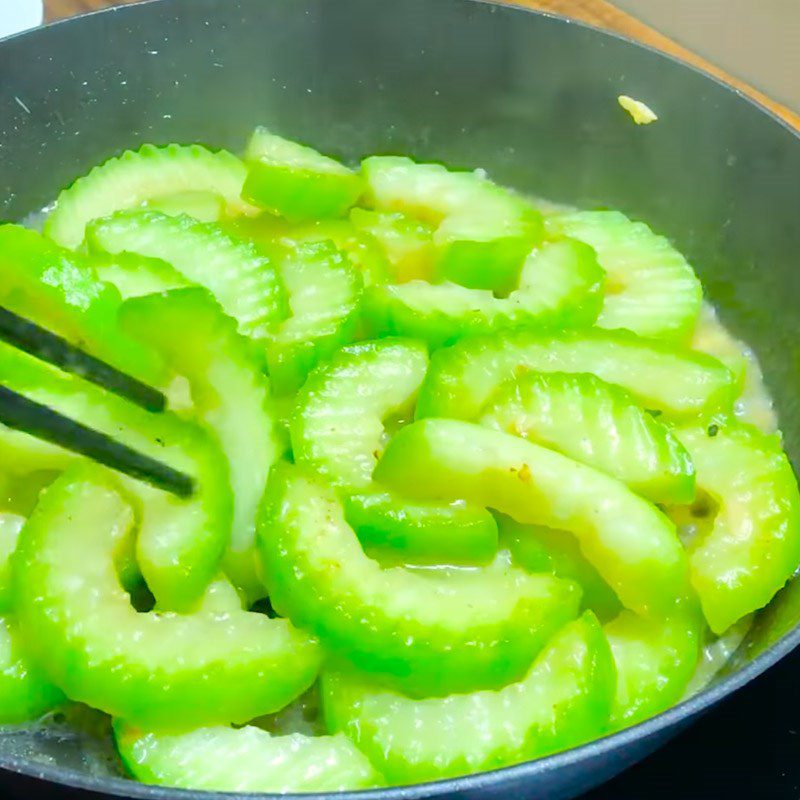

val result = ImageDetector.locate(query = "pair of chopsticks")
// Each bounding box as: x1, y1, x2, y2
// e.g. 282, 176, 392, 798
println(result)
0, 306, 194, 498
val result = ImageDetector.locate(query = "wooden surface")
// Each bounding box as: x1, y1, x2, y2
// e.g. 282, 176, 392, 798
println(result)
44, 0, 800, 129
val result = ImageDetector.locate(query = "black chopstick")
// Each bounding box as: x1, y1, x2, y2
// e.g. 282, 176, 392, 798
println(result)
0, 306, 166, 413
0, 385, 194, 498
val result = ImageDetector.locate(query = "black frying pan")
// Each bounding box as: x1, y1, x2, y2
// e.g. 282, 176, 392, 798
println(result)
1, 1, 799, 798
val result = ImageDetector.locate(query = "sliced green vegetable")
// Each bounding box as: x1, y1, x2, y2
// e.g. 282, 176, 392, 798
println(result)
115, 722, 383, 792
0, 224, 163, 385
87, 210, 288, 343
45, 143, 256, 249
0, 616, 65, 724
675, 419, 800, 633
376, 420, 689, 617
145, 190, 225, 223
243, 128, 364, 221
258, 463, 580, 696
364, 239, 604, 348
417, 328, 737, 422
481, 371, 695, 504
605, 608, 701, 728
0, 341, 232, 610
500, 515, 621, 622
120, 288, 283, 603
0, 512, 25, 613
14, 465, 321, 728
267, 241, 364, 394
323, 612, 615, 783
92, 250, 189, 300
546, 210, 702, 340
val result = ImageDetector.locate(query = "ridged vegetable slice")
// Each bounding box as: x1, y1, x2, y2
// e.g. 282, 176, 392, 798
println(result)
0, 616, 65, 724
242, 128, 364, 221
258, 463, 580, 696
45, 143, 256, 249
417, 328, 737, 422
92, 250, 189, 299
376, 420, 689, 617
323, 612, 614, 783
546, 210, 702, 340
675, 419, 800, 633
114, 722, 383, 792
481, 371, 696, 504
120, 289, 283, 603
14, 466, 320, 728
86, 210, 288, 342
364, 239, 604, 348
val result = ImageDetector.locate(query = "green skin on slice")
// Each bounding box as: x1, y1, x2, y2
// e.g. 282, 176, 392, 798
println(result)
0, 616, 65, 724
120, 288, 283, 604
13, 466, 321, 728
290, 338, 499, 565
675, 418, 800, 633
546, 210, 703, 341
114, 721, 384, 792
416, 328, 737, 422
267, 240, 364, 395
480, 371, 696, 505
375, 420, 690, 617
364, 239, 605, 349
0, 341, 233, 611
242, 128, 364, 222
0, 512, 25, 613
45, 143, 257, 249
322, 612, 615, 783
0, 224, 164, 386
86, 210, 289, 344
258, 463, 581, 696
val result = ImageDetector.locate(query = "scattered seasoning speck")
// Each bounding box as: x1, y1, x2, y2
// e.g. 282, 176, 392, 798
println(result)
707, 424, 719, 438
618, 95, 658, 125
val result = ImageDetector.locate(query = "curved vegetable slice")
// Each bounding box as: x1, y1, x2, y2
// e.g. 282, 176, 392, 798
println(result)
417, 328, 737, 422
0, 224, 163, 385
481, 371, 695, 504
145, 190, 225, 223
114, 722, 383, 792
120, 288, 282, 603
0, 513, 25, 613
323, 612, 615, 783
349, 208, 436, 282
14, 466, 321, 728
243, 128, 364, 221
364, 239, 604, 348
267, 241, 364, 394
376, 420, 689, 616
291, 339, 498, 564
86, 210, 288, 342
45, 143, 256, 249
500, 515, 621, 622
0, 341, 232, 610
258, 463, 580, 696
605, 608, 701, 729
0, 616, 65, 724
675, 419, 800, 633
546, 210, 702, 340
93, 251, 189, 300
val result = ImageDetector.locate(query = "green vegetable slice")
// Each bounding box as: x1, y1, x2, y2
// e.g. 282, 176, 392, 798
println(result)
14, 466, 321, 728
0, 512, 25, 613
114, 722, 383, 792
364, 239, 604, 348
546, 210, 702, 340
0, 616, 65, 724
323, 612, 615, 783
267, 241, 364, 394
145, 190, 225, 223
45, 143, 256, 249
0, 342, 232, 610
258, 463, 580, 696
417, 328, 737, 422
92, 250, 189, 300
86, 210, 289, 343
481, 371, 696, 504
675, 419, 800, 633
120, 288, 283, 603
605, 608, 701, 729
376, 420, 689, 617
243, 127, 364, 221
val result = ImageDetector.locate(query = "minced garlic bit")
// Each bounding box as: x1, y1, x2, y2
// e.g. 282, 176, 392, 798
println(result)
618, 95, 658, 125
